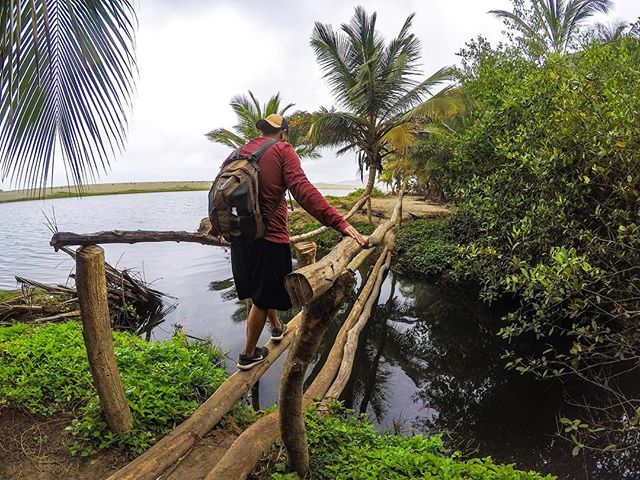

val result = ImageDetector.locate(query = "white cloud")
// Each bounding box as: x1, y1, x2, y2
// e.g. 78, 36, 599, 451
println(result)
1, 0, 637, 190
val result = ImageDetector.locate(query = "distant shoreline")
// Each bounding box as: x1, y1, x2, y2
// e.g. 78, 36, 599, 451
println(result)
0, 181, 359, 204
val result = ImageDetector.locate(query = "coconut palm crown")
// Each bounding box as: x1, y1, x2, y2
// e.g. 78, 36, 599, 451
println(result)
0, 0, 137, 189
490, 0, 612, 54
205, 91, 319, 159
306, 7, 454, 195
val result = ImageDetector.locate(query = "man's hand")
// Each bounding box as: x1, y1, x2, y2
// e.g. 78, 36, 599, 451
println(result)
343, 225, 366, 247
207, 225, 225, 243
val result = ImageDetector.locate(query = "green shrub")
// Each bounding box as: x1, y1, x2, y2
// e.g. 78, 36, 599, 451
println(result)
0, 289, 20, 302
394, 219, 460, 277
450, 38, 640, 449
272, 404, 555, 480
0, 322, 226, 455
345, 186, 385, 199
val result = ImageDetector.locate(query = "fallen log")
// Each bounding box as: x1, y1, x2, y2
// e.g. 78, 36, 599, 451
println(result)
326, 249, 393, 399
50, 230, 227, 249
290, 195, 369, 244
285, 190, 403, 307
106, 313, 303, 480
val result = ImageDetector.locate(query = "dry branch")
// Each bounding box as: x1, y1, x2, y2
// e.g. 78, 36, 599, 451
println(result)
50, 230, 227, 249
106, 313, 303, 480
289, 194, 369, 244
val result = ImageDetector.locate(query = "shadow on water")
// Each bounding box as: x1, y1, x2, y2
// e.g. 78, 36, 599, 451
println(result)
335, 268, 639, 480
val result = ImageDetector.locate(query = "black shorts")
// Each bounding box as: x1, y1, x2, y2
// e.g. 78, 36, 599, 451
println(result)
230, 239, 293, 311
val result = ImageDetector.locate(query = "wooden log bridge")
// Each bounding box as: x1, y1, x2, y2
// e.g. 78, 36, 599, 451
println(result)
47, 193, 404, 480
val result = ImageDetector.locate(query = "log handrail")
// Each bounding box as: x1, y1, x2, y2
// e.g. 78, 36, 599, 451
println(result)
50, 230, 227, 249
50, 195, 370, 250
284, 190, 403, 307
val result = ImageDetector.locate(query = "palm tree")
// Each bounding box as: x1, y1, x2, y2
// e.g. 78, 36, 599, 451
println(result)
589, 20, 632, 43
205, 91, 319, 159
490, 0, 612, 54
306, 7, 454, 205
0, 0, 137, 189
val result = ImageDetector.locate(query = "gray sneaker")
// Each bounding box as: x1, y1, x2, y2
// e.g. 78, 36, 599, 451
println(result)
237, 346, 269, 370
270, 323, 288, 341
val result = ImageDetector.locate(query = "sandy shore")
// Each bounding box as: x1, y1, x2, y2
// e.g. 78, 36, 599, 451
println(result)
0, 181, 358, 204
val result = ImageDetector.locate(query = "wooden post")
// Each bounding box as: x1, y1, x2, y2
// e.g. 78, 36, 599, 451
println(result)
76, 245, 133, 433
294, 241, 317, 268
251, 380, 260, 411
279, 271, 355, 477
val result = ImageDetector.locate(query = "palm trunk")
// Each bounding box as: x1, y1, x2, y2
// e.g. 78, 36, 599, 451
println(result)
364, 163, 378, 224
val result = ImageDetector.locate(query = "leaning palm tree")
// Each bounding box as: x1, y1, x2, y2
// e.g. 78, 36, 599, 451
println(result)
0, 0, 137, 189
306, 7, 455, 210
205, 91, 319, 159
490, 0, 612, 54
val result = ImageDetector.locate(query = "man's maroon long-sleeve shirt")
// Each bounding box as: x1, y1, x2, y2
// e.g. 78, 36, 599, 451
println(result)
236, 137, 351, 244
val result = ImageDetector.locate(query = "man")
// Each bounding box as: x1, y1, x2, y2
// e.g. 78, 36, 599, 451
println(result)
218, 113, 365, 370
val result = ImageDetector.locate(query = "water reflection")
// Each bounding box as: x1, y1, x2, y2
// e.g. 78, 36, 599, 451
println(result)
342, 271, 640, 480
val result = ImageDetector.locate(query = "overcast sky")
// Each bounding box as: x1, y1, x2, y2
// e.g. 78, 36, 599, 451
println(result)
2, 0, 637, 190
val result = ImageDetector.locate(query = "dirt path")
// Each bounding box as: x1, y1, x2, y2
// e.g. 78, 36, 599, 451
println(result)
0, 410, 128, 480
0, 409, 244, 480
351, 195, 451, 222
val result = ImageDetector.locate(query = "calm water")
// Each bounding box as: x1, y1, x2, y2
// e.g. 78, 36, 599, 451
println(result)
0, 191, 636, 479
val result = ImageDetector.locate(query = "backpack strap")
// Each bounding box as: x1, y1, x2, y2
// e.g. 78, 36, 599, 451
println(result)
247, 139, 277, 163
228, 147, 242, 161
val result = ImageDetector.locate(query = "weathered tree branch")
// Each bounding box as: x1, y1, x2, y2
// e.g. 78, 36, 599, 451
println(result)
326, 249, 393, 398
50, 230, 227, 249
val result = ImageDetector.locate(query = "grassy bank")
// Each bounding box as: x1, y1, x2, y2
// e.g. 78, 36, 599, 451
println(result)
394, 219, 460, 278
269, 403, 554, 480
0, 181, 358, 204
0, 321, 226, 456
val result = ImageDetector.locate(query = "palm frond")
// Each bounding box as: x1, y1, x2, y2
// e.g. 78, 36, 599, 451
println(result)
0, 0, 137, 189
490, 8, 545, 43
204, 128, 245, 149
305, 107, 367, 149
310, 21, 359, 110
402, 85, 467, 122
490, 0, 612, 54
381, 123, 415, 156
382, 66, 453, 119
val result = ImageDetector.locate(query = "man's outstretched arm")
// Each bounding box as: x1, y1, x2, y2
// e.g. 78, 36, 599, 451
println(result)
281, 144, 365, 246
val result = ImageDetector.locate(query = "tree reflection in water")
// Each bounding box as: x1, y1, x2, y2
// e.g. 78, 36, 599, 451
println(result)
338, 269, 640, 480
